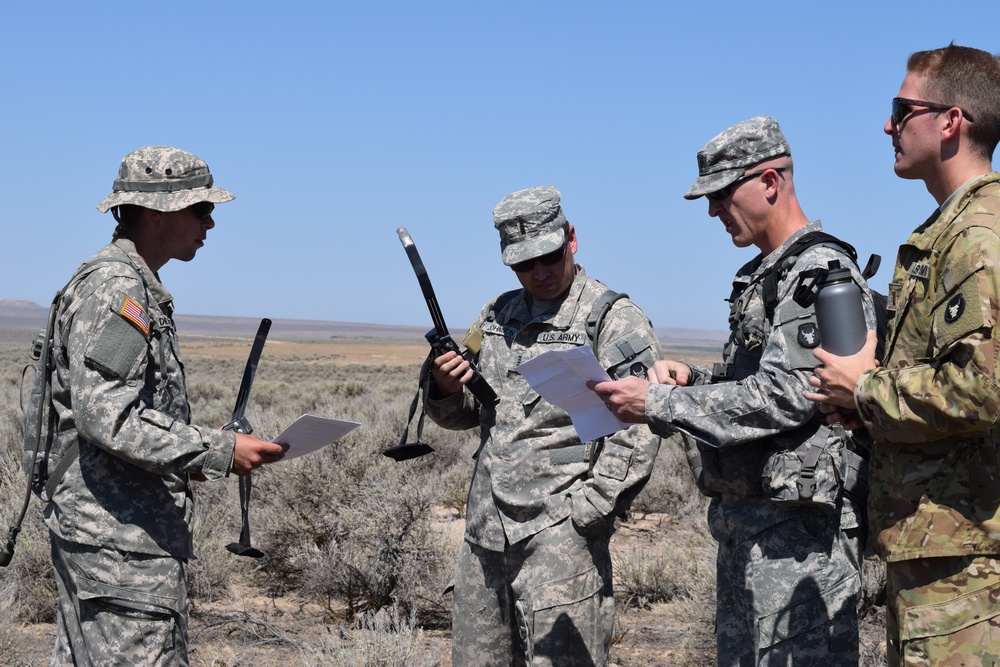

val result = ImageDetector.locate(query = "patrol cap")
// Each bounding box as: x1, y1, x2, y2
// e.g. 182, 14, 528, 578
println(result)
493, 185, 568, 266
96, 145, 235, 213
684, 116, 790, 200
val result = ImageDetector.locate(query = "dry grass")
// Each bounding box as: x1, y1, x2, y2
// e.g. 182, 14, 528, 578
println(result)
0, 326, 886, 666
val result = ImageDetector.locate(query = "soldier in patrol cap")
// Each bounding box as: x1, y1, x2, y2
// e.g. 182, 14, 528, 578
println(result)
44, 145, 288, 665
425, 185, 662, 666
806, 44, 1000, 666
592, 117, 876, 666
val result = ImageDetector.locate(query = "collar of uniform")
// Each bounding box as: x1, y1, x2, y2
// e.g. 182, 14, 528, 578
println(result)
906, 172, 1000, 252
505, 264, 588, 331
744, 219, 824, 280
111, 237, 173, 308
546, 264, 590, 331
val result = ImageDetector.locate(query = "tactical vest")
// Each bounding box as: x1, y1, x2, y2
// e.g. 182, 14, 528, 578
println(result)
688, 238, 870, 509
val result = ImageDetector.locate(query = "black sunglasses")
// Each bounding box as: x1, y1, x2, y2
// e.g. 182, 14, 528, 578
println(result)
191, 201, 215, 220
891, 97, 974, 126
707, 167, 786, 202
510, 239, 569, 272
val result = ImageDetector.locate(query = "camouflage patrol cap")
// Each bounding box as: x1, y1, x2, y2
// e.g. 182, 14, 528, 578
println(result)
684, 116, 790, 200
96, 145, 235, 213
493, 185, 568, 266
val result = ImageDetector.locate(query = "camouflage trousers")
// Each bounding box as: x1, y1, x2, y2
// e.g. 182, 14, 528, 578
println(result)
885, 555, 1000, 667
451, 517, 615, 667
715, 512, 861, 666
50, 533, 189, 667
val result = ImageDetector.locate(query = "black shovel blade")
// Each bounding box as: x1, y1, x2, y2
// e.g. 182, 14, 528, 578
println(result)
382, 442, 434, 461
226, 542, 265, 558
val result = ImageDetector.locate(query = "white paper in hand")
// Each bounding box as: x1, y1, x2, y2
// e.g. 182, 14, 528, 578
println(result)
515, 347, 628, 441
273, 414, 361, 460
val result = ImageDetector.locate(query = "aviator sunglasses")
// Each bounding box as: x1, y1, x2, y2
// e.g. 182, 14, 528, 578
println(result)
707, 167, 786, 202
510, 238, 569, 272
191, 201, 215, 220
891, 97, 974, 126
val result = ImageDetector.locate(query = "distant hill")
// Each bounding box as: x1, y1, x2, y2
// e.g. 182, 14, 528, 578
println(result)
0, 299, 728, 344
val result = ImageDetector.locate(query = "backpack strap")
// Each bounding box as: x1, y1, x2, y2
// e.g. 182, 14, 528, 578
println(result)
586, 289, 628, 352
762, 231, 858, 323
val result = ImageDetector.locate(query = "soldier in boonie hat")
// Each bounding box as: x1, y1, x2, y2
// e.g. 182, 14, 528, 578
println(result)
493, 185, 569, 266
96, 145, 235, 216
684, 116, 790, 200
41, 143, 286, 665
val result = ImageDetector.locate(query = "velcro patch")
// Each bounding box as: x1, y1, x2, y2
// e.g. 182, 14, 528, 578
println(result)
908, 262, 931, 280
944, 293, 965, 323
797, 323, 820, 348
118, 296, 150, 335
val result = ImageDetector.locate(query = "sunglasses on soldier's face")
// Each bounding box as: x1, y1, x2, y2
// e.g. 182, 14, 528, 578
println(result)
510, 239, 568, 272
891, 97, 974, 126
706, 168, 786, 202
191, 202, 215, 220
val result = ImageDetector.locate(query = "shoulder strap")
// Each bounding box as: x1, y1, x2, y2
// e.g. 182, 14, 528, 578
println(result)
586, 289, 628, 351
41, 255, 154, 497
486, 289, 521, 323
762, 232, 858, 322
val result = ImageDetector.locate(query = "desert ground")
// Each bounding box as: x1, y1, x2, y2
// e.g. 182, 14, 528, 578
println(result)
0, 317, 886, 666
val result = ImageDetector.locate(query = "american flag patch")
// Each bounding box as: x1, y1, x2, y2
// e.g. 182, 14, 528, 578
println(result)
119, 297, 150, 335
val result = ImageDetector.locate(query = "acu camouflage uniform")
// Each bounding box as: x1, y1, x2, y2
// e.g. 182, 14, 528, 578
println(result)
425, 186, 661, 667
664, 115, 876, 667
646, 222, 874, 667
46, 147, 237, 667
855, 173, 1000, 666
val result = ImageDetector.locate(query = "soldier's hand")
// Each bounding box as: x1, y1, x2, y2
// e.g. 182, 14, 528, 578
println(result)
647, 360, 691, 386
232, 433, 289, 476
588, 376, 649, 424
804, 332, 879, 410
431, 350, 472, 396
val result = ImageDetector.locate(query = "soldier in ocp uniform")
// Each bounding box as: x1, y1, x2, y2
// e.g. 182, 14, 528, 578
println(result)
425, 186, 661, 667
45, 146, 288, 665
807, 44, 1000, 666
592, 117, 876, 666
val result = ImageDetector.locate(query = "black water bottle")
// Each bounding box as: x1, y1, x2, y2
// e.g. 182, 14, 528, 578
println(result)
814, 261, 867, 356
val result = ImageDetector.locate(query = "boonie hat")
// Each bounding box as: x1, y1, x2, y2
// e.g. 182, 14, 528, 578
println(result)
684, 116, 790, 200
493, 185, 568, 266
96, 145, 235, 213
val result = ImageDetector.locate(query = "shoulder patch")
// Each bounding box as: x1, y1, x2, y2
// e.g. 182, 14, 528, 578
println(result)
797, 322, 820, 348
944, 293, 965, 323
118, 296, 150, 335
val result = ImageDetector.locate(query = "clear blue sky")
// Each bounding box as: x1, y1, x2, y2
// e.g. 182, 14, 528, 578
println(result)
2, 2, 997, 333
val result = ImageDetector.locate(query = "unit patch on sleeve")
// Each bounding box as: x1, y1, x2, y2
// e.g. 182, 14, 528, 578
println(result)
797, 322, 820, 349
944, 293, 965, 323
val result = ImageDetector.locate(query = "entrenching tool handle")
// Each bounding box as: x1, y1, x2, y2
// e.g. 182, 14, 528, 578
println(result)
396, 227, 498, 406
224, 318, 270, 559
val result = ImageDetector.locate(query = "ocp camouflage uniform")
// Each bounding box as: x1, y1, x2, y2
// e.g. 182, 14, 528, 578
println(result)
645, 220, 875, 667
426, 265, 661, 667
44, 145, 238, 667
856, 173, 1000, 666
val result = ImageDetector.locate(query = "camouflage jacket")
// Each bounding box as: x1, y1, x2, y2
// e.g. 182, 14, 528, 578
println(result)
645, 222, 875, 540
425, 266, 661, 551
856, 173, 1000, 561
44, 239, 236, 558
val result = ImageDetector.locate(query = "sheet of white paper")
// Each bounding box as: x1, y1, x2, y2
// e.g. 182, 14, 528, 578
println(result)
272, 414, 361, 460
515, 347, 628, 441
